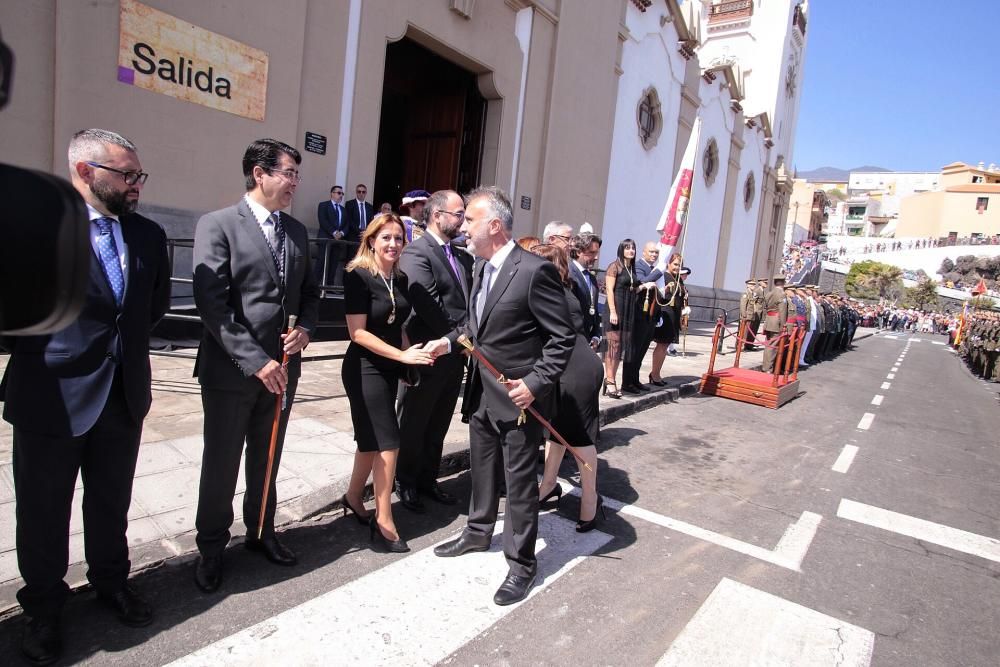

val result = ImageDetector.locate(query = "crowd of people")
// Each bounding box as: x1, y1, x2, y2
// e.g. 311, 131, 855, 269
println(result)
738, 277, 862, 372
781, 242, 819, 281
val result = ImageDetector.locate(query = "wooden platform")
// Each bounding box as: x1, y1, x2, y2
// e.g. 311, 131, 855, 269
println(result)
699, 366, 800, 409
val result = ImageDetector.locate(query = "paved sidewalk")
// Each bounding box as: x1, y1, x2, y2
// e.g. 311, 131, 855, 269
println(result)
0, 325, 875, 611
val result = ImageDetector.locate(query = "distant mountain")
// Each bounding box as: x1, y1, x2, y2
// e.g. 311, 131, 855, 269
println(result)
797, 165, 892, 182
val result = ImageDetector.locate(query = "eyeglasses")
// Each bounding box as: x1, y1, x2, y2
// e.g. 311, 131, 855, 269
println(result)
551, 234, 571, 242
86, 162, 149, 186
356, 189, 367, 195
269, 168, 301, 183
437, 209, 465, 220
332, 190, 344, 195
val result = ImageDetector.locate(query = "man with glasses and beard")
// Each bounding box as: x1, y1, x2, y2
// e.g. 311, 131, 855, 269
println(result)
1, 129, 170, 664
395, 190, 473, 513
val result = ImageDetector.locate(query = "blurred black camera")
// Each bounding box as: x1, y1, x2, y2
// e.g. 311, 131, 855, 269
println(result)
0, 27, 90, 336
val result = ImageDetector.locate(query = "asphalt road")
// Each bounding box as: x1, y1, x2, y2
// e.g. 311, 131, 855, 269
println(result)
1, 331, 997, 666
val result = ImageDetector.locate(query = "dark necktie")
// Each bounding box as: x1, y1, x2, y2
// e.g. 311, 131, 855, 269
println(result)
358, 201, 365, 230
95, 216, 124, 306
264, 212, 286, 279
443, 243, 462, 283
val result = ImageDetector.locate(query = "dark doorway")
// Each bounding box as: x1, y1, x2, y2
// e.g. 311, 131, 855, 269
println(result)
374, 38, 487, 211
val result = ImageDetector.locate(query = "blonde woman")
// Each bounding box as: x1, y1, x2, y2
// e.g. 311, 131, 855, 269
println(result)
341, 213, 434, 553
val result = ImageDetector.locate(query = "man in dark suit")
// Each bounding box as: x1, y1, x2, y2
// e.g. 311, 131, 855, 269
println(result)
396, 190, 473, 513
624, 241, 663, 391
568, 232, 603, 350
191, 138, 320, 593
315, 184, 348, 287
429, 186, 575, 606
1, 128, 170, 664
345, 182, 374, 242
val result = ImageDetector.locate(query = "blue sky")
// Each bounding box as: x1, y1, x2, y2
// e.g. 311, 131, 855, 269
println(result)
794, 0, 1000, 172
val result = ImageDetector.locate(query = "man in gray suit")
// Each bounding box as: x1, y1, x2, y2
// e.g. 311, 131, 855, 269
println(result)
191, 138, 320, 593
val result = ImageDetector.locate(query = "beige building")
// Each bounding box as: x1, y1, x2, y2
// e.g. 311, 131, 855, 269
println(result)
896, 162, 1000, 241
784, 178, 826, 244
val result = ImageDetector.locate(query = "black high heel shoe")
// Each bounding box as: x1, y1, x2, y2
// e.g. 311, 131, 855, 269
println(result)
648, 374, 667, 387
603, 379, 622, 399
341, 494, 370, 526
369, 516, 410, 553
576, 495, 606, 533
539, 484, 563, 508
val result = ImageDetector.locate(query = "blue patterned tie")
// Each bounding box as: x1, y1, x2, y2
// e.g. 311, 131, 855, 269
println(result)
95, 216, 124, 306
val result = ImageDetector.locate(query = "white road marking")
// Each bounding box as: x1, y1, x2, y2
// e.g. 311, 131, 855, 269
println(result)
881, 382, 891, 390
891, 366, 899, 372
832, 445, 860, 474
933, 341, 946, 346
871, 395, 883, 406
910, 338, 923, 342
857, 413, 875, 430
560, 484, 820, 572
657, 578, 875, 667
837, 499, 1000, 564
166, 514, 611, 666
886, 373, 895, 379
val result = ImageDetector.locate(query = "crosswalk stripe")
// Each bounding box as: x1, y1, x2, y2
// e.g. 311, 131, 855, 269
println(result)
837, 499, 1000, 564
558, 485, 821, 572
832, 445, 859, 473
165, 514, 612, 666
657, 578, 875, 666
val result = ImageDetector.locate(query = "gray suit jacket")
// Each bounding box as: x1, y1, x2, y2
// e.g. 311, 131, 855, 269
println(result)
192, 198, 320, 389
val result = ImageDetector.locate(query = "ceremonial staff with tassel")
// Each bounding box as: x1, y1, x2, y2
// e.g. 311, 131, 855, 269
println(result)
257, 315, 297, 539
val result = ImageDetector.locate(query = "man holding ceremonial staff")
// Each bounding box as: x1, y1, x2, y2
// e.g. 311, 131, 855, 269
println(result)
426, 186, 575, 606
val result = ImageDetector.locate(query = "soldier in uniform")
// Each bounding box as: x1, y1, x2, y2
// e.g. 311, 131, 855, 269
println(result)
761, 275, 788, 373
753, 279, 766, 346
738, 279, 757, 350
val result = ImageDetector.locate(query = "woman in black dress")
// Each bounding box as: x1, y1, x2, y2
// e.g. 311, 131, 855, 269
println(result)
603, 239, 639, 398
650, 253, 689, 382
342, 214, 434, 553
530, 244, 605, 531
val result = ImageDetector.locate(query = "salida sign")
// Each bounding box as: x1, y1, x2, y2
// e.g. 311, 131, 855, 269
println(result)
117, 0, 268, 121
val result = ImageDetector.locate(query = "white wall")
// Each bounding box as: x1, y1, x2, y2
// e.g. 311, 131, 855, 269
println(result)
723, 127, 769, 289
681, 78, 734, 282
599, 2, 685, 269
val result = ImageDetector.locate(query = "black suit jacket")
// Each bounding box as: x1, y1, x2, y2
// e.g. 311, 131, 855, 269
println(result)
345, 199, 374, 242
449, 245, 575, 422
635, 258, 663, 284
1, 213, 171, 437
399, 233, 473, 345
192, 199, 320, 389
316, 200, 348, 239
569, 262, 601, 342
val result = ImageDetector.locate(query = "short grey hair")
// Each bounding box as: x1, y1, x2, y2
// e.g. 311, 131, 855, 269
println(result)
467, 185, 513, 233
68, 128, 137, 166
542, 220, 572, 240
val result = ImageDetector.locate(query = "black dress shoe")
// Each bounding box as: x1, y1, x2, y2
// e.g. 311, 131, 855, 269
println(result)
21, 617, 61, 666
433, 533, 491, 557
493, 573, 536, 606
245, 535, 297, 566
621, 384, 642, 395
397, 485, 426, 513
98, 584, 153, 628
421, 483, 458, 506
194, 554, 223, 593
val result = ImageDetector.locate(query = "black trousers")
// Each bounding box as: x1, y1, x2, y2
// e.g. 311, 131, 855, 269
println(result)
396, 353, 465, 491
195, 378, 298, 557
463, 406, 543, 579
13, 375, 141, 619
623, 317, 655, 387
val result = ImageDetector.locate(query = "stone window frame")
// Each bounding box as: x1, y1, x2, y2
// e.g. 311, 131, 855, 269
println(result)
743, 171, 756, 211
636, 86, 663, 150
703, 137, 719, 187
